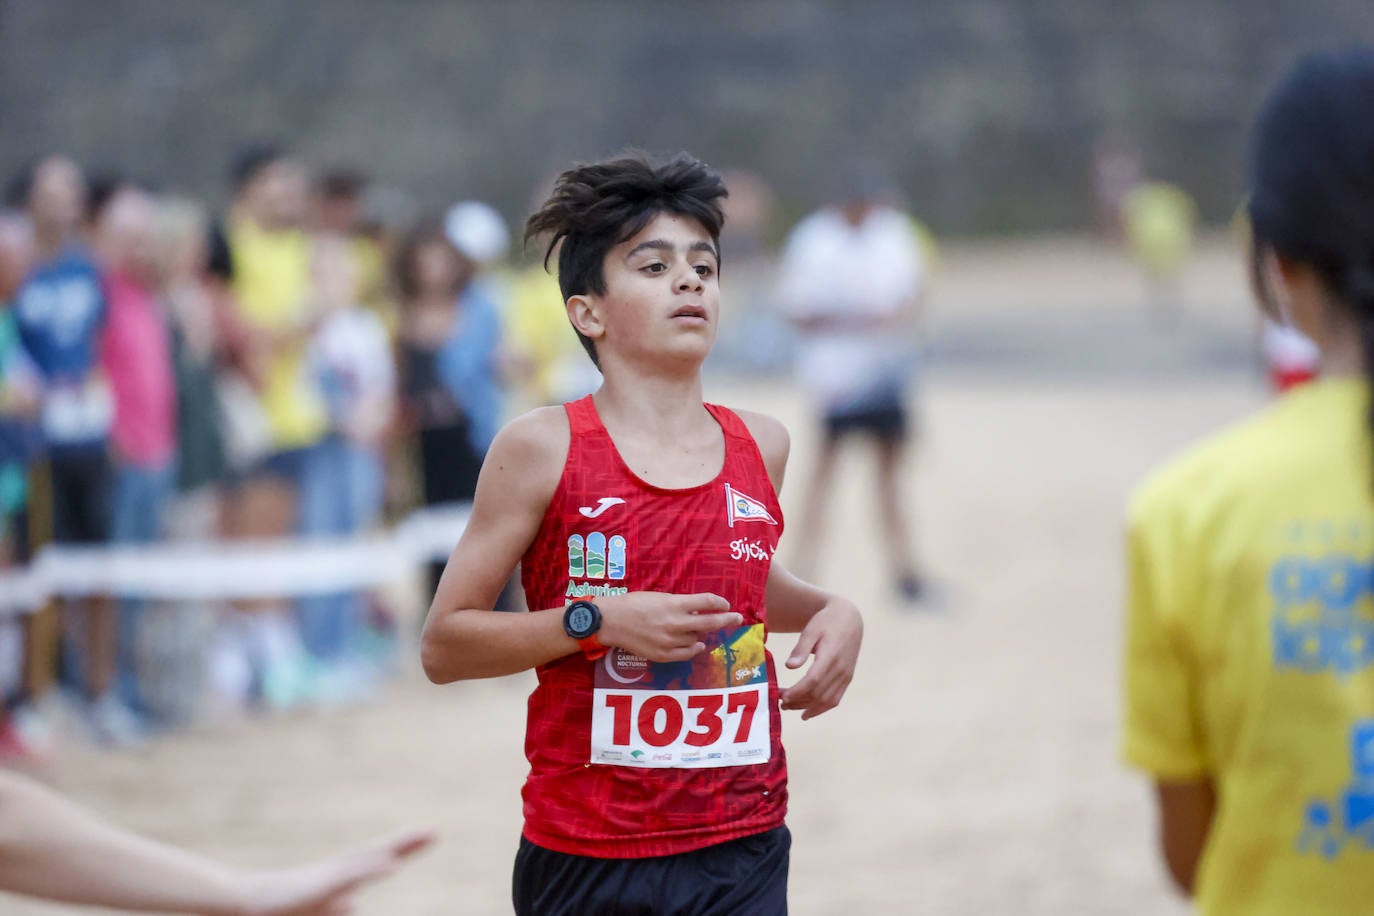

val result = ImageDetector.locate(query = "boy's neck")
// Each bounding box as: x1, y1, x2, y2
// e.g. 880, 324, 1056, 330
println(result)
593, 368, 710, 438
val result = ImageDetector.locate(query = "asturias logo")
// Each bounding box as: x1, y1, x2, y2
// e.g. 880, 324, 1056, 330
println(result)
568, 532, 627, 580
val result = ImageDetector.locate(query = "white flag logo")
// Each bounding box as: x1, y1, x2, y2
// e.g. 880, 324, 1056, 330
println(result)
725, 483, 777, 527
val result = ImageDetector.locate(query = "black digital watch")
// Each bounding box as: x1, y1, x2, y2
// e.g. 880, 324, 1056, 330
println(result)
563, 600, 607, 659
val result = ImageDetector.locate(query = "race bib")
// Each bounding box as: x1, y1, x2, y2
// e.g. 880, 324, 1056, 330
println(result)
591, 624, 771, 769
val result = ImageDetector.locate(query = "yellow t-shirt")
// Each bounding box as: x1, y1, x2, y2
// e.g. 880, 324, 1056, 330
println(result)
1122, 182, 1197, 274
1123, 378, 1374, 914
505, 263, 591, 409
229, 220, 326, 450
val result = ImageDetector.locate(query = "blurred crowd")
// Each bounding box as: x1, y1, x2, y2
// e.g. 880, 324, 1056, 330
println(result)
0, 147, 608, 761
0, 140, 1218, 767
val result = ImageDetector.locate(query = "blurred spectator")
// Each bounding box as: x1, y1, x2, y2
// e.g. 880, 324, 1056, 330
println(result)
146, 196, 225, 725
313, 167, 391, 328
438, 202, 507, 456
503, 248, 598, 412
1092, 131, 1143, 240
1121, 180, 1197, 322
94, 181, 176, 730
713, 168, 791, 374
776, 163, 929, 604
211, 143, 323, 710
297, 233, 396, 699
504, 180, 600, 413
0, 209, 51, 762
12, 156, 138, 745
156, 197, 227, 512
395, 221, 496, 597
0, 212, 40, 541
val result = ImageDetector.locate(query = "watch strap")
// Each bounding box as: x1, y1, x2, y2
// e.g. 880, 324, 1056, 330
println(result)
577, 632, 608, 661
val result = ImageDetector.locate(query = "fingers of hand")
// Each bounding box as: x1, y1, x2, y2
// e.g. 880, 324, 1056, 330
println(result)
390, 830, 437, 860
783, 657, 852, 719
786, 630, 818, 668
687, 611, 743, 633
680, 592, 730, 614
658, 642, 705, 662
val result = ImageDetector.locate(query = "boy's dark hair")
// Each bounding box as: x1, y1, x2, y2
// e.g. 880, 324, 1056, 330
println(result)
1247, 47, 1374, 466
524, 151, 728, 368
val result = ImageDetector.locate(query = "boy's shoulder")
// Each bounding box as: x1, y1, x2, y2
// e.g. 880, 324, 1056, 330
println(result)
491, 405, 571, 465
473, 406, 572, 516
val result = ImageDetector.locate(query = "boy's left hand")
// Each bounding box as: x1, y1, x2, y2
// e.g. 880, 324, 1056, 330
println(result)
781, 600, 863, 720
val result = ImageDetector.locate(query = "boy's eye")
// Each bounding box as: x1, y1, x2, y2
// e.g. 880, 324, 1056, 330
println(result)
642, 263, 667, 274
694, 264, 714, 278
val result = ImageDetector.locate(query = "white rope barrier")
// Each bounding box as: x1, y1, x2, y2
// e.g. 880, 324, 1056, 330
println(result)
0, 504, 471, 614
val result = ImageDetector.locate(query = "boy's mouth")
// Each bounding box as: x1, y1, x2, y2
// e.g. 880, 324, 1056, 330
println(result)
671, 304, 708, 321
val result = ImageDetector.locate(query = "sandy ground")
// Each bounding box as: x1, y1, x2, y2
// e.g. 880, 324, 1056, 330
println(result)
5, 236, 1267, 914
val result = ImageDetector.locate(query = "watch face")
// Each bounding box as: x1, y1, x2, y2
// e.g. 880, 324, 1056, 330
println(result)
568, 604, 596, 636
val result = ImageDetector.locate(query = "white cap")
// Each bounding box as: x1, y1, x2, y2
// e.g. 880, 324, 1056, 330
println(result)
444, 200, 510, 264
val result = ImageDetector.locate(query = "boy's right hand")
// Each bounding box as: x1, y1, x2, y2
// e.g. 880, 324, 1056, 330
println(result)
597, 593, 742, 663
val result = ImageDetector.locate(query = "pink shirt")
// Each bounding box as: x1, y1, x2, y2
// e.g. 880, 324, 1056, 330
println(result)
100, 271, 176, 468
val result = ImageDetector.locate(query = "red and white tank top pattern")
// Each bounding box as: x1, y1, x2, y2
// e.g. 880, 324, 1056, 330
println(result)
519, 395, 788, 858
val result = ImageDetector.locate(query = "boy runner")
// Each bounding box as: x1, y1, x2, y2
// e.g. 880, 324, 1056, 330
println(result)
421, 151, 864, 915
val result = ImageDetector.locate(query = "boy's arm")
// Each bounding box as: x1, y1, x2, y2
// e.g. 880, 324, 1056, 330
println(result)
420, 407, 579, 682
421, 408, 742, 683
736, 409, 864, 721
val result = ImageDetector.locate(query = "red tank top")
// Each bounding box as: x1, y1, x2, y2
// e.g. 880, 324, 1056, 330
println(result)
519, 395, 788, 858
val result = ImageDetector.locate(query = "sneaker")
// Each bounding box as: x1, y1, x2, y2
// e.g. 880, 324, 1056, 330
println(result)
260, 655, 312, 712
0, 716, 50, 766
897, 574, 925, 603
7, 701, 57, 759
897, 575, 950, 613
83, 694, 149, 749
305, 657, 381, 709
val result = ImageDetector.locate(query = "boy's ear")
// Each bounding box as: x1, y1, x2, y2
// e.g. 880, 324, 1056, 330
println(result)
567, 294, 606, 342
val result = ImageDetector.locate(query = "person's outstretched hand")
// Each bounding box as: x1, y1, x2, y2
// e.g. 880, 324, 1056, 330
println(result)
237, 829, 435, 916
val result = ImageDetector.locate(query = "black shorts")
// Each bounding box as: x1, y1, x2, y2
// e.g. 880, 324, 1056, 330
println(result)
513, 826, 790, 916
824, 403, 909, 443
48, 449, 113, 545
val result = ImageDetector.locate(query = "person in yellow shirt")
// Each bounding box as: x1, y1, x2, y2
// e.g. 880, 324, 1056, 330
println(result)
1122, 49, 1374, 914
504, 256, 599, 412
1121, 180, 1197, 322
208, 145, 328, 709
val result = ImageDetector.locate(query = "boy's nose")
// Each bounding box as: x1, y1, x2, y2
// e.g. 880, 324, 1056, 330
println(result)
676, 269, 703, 292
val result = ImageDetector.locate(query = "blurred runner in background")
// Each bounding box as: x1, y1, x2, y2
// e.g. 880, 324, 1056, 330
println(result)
776, 162, 929, 605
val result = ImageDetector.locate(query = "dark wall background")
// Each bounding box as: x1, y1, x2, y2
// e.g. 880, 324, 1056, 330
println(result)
2, 0, 1372, 233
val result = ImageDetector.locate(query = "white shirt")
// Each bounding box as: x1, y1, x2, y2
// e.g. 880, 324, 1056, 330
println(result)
310, 307, 396, 440
776, 205, 924, 411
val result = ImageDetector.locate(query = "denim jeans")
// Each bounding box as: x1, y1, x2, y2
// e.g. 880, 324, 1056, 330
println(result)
110, 461, 175, 713
295, 436, 384, 662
